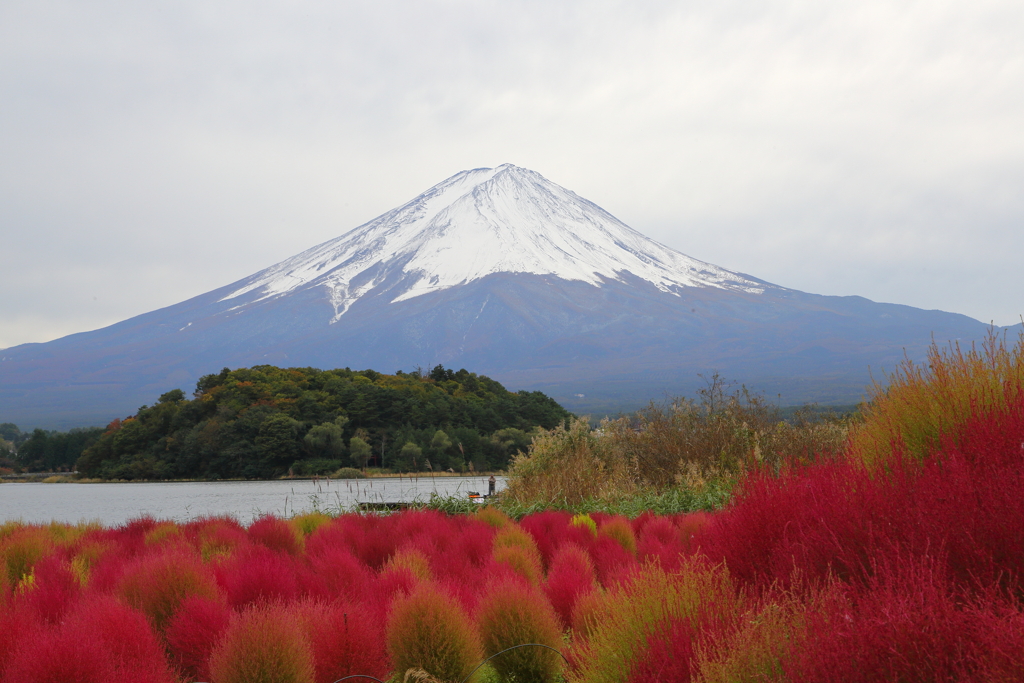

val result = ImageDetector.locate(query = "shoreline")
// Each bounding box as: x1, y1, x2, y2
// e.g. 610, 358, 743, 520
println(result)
1, 470, 507, 484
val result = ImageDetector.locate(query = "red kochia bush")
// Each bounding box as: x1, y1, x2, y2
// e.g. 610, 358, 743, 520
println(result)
3, 595, 175, 683
626, 618, 699, 683
303, 546, 374, 603
117, 547, 221, 630
15, 554, 80, 624
636, 515, 685, 572
303, 600, 390, 683
249, 515, 305, 556
164, 596, 232, 682
544, 543, 597, 629
788, 557, 1024, 682
216, 544, 300, 608
698, 396, 1024, 595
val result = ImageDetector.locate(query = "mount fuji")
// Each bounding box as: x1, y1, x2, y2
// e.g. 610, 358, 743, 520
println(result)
1, 164, 1012, 427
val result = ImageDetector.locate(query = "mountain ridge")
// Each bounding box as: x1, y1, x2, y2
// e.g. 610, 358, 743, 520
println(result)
2, 164, 1018, 428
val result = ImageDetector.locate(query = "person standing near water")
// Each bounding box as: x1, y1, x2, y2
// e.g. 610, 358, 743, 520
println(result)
488, 474, 496, 497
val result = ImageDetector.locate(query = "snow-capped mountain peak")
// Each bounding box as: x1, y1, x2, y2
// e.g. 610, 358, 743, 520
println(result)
221, 164, 766, 321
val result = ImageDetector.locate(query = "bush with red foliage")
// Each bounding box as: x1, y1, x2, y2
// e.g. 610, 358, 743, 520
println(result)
302, 600, 391, 683
14, 554, 80, 624
303, 546, 374, 603
636, 515, 686, 572
164, 595, 232, 682
626, 618, 699, 683
116, 547, 221, 630
249, 515, 305, 556
787, 557, 1024, 682
306, 514, 396, 570
3, 595, 175, 683
215, 544, 300, 608
698, 397, 1024, 596
543, 543, 597, 629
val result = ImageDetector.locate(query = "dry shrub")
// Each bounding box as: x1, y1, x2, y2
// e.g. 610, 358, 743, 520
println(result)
386, 583, 482, 683
477, 579, 564, 683
851, 328, 1024, 466
209, 602, 315, 683
503, 417, 638, 507
505, 377, 853, 508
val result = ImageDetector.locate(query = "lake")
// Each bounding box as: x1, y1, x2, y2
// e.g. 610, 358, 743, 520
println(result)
0, 475, 505, 526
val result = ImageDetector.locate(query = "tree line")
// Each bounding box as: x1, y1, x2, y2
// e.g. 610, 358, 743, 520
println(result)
72, 364, 572, 480
0, 423, 105, 474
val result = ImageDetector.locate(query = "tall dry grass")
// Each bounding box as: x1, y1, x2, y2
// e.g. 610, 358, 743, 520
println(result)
504, 375, 853, 511
850, 328, 1024, 466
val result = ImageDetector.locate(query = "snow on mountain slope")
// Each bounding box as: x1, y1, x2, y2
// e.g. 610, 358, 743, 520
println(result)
221, 164, 768, 321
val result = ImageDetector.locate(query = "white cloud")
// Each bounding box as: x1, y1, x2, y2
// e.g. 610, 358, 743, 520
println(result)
1, 0, 1022, 349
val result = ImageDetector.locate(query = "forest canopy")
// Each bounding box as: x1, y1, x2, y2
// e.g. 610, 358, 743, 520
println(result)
75, 364, 572, 480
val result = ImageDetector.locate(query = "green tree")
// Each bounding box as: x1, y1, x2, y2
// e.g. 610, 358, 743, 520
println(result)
399, 440, 423, 469
303, 415, 349, 459
349, 436, 372, 469
254, 413, 302, 476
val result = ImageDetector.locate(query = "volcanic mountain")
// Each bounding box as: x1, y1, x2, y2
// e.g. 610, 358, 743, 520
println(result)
1, 164, 1011, 427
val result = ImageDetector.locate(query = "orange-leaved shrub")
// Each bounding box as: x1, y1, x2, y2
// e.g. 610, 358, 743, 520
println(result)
208, 602, 315, 683
386, 583, 482, 682
383, 547, 434, 583
474, 505, 513, 529
477, 579, 564, 683
492, 543, 543, 587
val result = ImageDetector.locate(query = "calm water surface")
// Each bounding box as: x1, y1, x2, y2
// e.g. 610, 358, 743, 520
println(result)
0, 476, 505, 525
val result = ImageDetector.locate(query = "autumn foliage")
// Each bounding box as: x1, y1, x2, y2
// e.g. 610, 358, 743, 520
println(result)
2, 335, 1024, 682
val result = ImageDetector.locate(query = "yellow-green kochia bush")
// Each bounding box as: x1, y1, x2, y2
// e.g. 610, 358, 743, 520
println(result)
477, 579, 564, 683
386, 583, 483, 682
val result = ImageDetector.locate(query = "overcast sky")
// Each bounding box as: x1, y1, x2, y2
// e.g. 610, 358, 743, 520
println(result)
2, 0, 1022, 350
